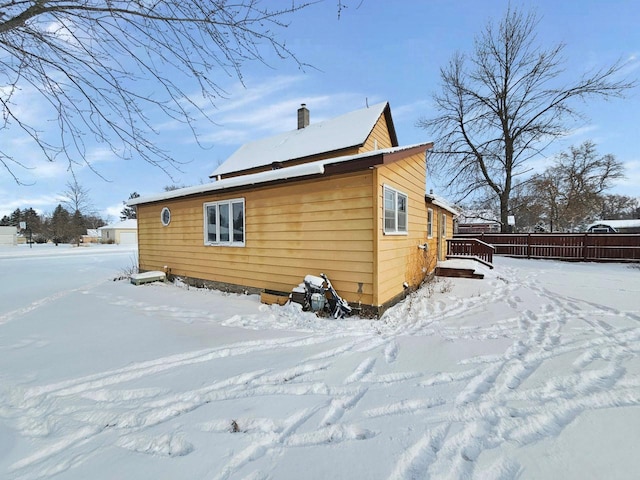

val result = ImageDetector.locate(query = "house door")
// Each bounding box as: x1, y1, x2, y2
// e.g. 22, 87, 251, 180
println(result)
437, 213, 446, 261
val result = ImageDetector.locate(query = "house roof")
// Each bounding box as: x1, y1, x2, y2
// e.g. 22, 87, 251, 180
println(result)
210, 101, 398, 178
425, 192, 459, 216
458, 210, 500, 225
129, 143, 431, 206
586, 219, 640, 231
98, 219, 138, 230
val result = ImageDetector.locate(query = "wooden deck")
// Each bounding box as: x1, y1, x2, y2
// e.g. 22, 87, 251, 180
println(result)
435, 258, 487, 279
453, 233, 640, 262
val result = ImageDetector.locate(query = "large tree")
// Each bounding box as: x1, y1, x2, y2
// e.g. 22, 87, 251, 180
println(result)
0, 1, 310, 182
419, 6, 634, 232
49, 204, 71, 244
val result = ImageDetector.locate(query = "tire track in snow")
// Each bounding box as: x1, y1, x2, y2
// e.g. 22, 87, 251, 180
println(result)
5, 259, 638, 480
7, 327, 400, 479
0, 279, 108, 326
387, 263, 639, 479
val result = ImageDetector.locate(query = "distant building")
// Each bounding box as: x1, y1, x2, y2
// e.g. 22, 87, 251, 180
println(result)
81, 229, 101, 244
98, 219, 138, 244
0, 226, 17, 246
586, 219, 640, 233
457, 211, 501, 234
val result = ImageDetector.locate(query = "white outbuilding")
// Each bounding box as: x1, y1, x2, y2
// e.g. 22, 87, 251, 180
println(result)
98, 219, 138, 245
0, 226, 17, 246
586, 219, 640, 233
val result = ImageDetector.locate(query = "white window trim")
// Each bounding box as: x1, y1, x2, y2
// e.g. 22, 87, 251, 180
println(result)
383, 184, 408, 236
427, 208, 433, 238
160, 207, 171, 226
203, 198, 246, 247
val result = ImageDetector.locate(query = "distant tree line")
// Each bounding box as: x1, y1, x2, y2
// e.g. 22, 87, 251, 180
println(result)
0, 206, 107, 245
0, 180, 109, 244
511, 142, 638, 232
464, 142, 639, 233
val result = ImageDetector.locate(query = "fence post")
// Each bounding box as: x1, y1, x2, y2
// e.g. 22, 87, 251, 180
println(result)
527, 233, 531, 259
583, 233, 588, 261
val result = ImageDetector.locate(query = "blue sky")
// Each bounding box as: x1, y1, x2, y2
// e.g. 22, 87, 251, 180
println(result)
1, 0, 638, 221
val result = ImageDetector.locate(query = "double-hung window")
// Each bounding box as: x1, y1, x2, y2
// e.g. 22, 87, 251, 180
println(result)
383, 185, 408, 235
204, 198, 245, 246
427, 208, 433, 238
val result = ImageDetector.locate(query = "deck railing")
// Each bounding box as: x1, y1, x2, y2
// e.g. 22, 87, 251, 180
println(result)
453, 233, 640, 262
446, 238, 495, 265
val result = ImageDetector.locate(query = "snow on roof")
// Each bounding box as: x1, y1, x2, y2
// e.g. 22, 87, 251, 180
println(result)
130, 143, 430, 206
458, 210, 500, 225
586, 219, 640, 231
425, 192, 459, 215
210, 101, 392, 177
98, 219, 138, 230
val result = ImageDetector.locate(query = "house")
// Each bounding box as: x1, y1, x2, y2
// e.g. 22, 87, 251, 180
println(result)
586, 219, 640, 233
98, 219, 138, 244
129, 102, 456, 316
456, 210, 501, 234
81, 229, 101, 244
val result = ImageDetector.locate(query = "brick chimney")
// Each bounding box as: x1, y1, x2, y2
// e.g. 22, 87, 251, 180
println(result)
297, 103, 309, 129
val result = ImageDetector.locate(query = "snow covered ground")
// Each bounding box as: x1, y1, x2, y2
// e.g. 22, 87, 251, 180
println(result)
0, 244, 639, 480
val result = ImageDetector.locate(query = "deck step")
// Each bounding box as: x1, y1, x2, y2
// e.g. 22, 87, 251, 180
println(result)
130, 271, 166, 285
436, 267, 484, 279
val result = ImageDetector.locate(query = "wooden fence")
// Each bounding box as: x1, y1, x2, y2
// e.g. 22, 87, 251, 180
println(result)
453, 233, 640, 262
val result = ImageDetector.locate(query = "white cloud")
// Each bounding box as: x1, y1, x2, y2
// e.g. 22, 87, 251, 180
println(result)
0, 192, 65, 218
392, 99, 432, 123
194, 83, 367, 146
45, 20, 81, 47
563, 124, 599, 141
104, 203, 125, 222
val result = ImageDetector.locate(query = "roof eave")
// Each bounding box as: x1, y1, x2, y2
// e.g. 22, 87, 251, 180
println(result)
130, 143, 432, 207
383, 102, 399, 147
425, 193, 459, 216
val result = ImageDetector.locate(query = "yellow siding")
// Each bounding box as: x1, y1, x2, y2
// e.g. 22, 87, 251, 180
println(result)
424, 204, 455, 262
137, 171, 376, 304
373, 151, 434, 306
360, 113, 393, 152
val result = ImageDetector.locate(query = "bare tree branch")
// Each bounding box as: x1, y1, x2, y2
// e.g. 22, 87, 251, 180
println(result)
419, 5, 635, 231
0, 1, 313, 183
